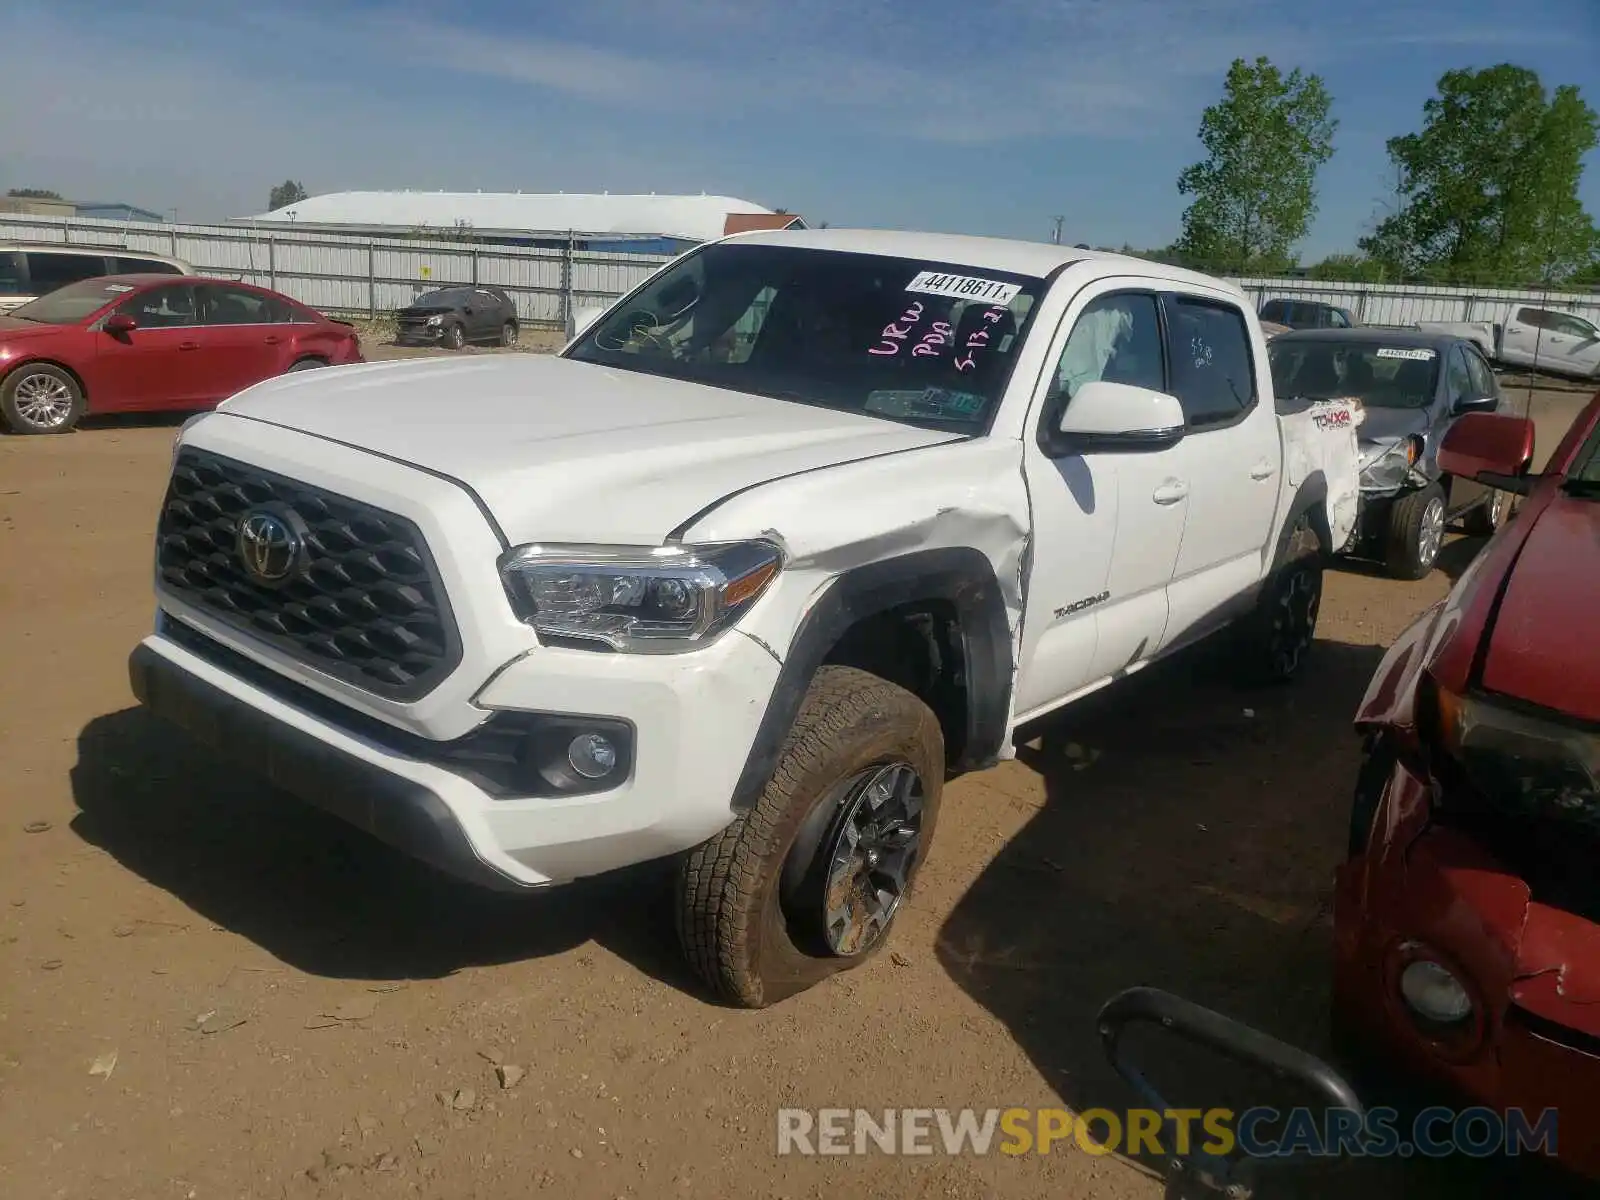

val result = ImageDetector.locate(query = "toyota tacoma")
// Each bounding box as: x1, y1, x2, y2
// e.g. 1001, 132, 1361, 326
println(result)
131, 229, 1361, 1007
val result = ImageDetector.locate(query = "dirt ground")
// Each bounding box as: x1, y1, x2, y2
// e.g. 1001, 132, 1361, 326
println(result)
0, 353, 1591, 1199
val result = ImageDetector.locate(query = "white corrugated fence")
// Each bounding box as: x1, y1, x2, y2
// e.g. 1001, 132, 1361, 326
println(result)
4, 212, 1596, 329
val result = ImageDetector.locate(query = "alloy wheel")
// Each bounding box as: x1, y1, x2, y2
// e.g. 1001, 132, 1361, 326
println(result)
12, 372, 74, 429
818, 763, 925, 957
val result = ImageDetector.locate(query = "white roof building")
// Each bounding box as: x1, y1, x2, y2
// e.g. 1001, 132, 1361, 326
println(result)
236, 191, 803, 247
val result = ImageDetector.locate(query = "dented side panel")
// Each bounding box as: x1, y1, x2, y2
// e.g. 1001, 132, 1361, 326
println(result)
1279, 398, 1363, 552
677, 437, 1033, 753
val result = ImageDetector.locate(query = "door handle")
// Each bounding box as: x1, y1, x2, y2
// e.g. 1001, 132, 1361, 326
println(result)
1250, 460, 1276, 480
179, 341, 199, 351
1152, 479, 1188, 505
264, 335, 282, 345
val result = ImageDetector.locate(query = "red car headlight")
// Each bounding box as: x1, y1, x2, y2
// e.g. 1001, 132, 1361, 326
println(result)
1423, 675, 1600, 825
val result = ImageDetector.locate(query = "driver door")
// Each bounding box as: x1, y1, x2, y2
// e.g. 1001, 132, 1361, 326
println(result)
1012, 284, 1192, 720
91, 283, 204, 411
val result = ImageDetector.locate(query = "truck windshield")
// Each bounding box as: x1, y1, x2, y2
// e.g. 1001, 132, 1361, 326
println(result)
1268, 340, 1440, 409
564, 243, 1045, 432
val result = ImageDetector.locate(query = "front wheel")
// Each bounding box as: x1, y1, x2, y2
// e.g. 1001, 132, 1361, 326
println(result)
1384, 484, 1446, 581
443, 322, 466, 351
1, 364, 85, 434
677, 665, 944, 1009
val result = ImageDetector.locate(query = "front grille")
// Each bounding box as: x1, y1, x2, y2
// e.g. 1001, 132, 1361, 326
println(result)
156, 448, 460, 699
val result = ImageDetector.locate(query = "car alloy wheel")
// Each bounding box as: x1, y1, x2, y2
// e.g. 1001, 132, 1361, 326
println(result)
1269, 562, 1321, 678
816, 762, 925, 957
1417, 495, 1445, 569
12, 371, 75, 429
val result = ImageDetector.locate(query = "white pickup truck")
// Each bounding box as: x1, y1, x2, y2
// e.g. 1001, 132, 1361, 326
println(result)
130, 230, 1361, 1008
1417, 304, 1600, 380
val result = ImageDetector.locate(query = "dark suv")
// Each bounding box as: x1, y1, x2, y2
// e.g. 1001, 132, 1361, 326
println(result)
1260, 298, 1354, 331
394, 286, 520, 350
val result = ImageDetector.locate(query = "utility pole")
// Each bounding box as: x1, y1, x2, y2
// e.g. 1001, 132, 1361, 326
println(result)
1050, 216, 1065, 245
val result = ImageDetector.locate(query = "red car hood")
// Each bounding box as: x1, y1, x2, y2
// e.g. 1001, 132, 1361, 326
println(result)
1481, 492, 1600, 723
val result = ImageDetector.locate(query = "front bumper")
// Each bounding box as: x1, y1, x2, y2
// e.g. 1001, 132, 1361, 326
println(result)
393, 323, 444, 345
1334, 760, 1600, 1180
130, 616, 781, 889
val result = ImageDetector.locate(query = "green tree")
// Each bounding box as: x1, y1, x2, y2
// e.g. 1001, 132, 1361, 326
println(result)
1305, 253, 1388, 282
267, 180, 309, 211
1175, 57, 1337, 273
6, 188, 63, 199
1360, 65, 1599, 283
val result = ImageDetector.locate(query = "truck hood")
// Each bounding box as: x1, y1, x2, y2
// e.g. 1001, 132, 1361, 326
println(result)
218, 355, 960, 545
1480, 491, 1600, 722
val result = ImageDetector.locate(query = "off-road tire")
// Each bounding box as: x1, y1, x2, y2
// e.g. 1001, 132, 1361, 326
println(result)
677, 665, 944, 1009
444, 322, 466, 351
1, 363, 85, 434
1384, 483, 1446, 580
1460, 489, 1506, 538
1233, 514, 1324, 684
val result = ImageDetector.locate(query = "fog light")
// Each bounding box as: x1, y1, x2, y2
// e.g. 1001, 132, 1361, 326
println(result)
1399, 960, 1473, 1025
567, 732, 617, 779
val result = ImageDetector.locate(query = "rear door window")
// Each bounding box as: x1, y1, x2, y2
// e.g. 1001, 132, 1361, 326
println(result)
25, 252, 112, 293
1165, 296, 1256, 426
199, 283, 286, 325
112, 256, 182, 275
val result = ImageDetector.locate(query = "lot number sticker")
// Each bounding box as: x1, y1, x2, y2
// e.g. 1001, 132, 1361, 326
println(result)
1375, 347, 1436, 361
906, 271, 1020, 307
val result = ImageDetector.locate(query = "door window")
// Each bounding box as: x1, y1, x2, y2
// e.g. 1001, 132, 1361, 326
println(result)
199, 283, 285, 325
1328, 308, 1351, 328
1463, 348, 1497, 400
1445, 347, 1472, 405
1047, 292, 1165, 405
1549, 313, 1597, 339
117, 284, 198, 328
0, 251, 21, 293
112, 256, 182, 275
1515, 307, 1550, 328
25, 252, 111, 293
1165, 297, 1256, 426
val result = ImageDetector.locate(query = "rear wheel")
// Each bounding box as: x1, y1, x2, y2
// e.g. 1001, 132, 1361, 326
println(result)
499, 320, 519, 347
287, 358, 327, 373
677, 665, 944, 1009
1234, 514, 1323, 683
1460, 489, 1506, 538
1384, 484, 1445, 580
1, 364, 84, 434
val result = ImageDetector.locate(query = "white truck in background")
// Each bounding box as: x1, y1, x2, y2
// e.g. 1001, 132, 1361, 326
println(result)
1417, 304, 1600, 380
130, 230, 1363, 1009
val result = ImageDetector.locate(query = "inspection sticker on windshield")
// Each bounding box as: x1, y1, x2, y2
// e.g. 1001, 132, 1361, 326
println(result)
1375, 347, 1435, 361
103, 284, 134, 293
906, 271, 1020, 307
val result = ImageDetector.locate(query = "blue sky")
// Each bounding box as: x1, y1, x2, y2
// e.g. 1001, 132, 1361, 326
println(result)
3, 0, 1597, 260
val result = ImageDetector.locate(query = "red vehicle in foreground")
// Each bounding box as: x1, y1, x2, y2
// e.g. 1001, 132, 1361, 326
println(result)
0, 275, 363, 434
1335, 390, 1600, 1181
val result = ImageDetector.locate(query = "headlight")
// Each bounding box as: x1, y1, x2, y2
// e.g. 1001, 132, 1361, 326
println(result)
499, 540, 782, 652
1359, 435, 1424, 490
1427, 679, 1600, 826
1399, 959, 1474, 1025
426, 314, 443, 327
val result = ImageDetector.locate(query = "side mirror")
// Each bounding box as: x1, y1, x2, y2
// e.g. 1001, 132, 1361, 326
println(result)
1439, 412, 1536, 495
1452, 393, 1498, 415
104, 313, 137, 335
566, 304, 609, 343
1045, 380, 1186, 456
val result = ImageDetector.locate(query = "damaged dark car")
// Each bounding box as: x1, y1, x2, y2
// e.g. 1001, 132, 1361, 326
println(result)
393, 285, 520, 351
1269, 330, 1511, 579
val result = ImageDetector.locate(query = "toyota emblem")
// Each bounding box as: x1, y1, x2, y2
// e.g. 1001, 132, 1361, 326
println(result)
236, 506, 306, 585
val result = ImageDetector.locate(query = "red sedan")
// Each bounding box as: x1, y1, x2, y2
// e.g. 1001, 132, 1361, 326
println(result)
0, 275, 363, 434
1335, 390, 1600, 1180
